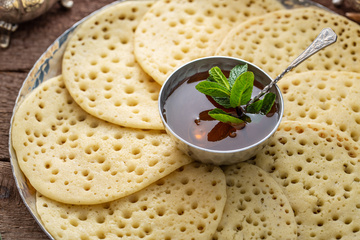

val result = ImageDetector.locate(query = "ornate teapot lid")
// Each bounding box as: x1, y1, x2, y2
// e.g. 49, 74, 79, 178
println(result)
0, 0, 73, 48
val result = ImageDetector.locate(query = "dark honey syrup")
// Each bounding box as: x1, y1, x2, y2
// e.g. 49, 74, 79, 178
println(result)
162, 71, 279, 151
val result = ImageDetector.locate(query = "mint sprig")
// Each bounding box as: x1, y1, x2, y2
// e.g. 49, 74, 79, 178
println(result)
195, 64, 275, 125
209, 66, 231, 90
230, 71, 253, 108
246, 92, 276, 114
208, 109, 244, 124
229, 64, 248, 88
195, 81, 230, 98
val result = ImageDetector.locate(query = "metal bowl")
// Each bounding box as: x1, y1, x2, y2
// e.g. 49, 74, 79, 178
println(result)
158, 56, 284, 165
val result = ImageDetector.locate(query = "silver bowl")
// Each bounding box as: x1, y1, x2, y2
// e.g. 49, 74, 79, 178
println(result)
158, 56, 284, 165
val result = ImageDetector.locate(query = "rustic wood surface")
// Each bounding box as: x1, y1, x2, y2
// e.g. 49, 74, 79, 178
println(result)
0, 0, 357, 239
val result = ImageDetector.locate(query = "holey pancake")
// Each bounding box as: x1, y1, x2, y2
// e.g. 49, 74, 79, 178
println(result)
62, 0, 164, 130
36, 163, 227, 240
253, 121, 360, 239
213, 163, 297, 240
134, 0, 284, 85
216, 7, 360, 79
11, 76, 192, 205
278, 71, 360, 143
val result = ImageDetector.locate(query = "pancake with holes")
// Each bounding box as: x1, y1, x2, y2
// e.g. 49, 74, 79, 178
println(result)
213, 163, 297, 240
134, 0, 284, 85
215, 7, 360, 79
36, 163, 226, 240
62, 0, 164, 130
278, 71, 360, 143
253, 121, 360, 240
11, 76, 192, 205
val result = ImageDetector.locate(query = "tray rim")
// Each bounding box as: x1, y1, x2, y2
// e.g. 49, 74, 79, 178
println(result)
8, 1, 126, 238
7, 0, 333, 239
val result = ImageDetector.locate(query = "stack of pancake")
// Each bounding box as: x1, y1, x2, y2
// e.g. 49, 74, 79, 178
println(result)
11, 0, 360, 239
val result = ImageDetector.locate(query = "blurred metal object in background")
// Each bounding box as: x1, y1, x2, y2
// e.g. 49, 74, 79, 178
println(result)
332, 0, 360, 23
0, 0, 73, 48
346, 0, 360, 10
332, 0, 344, 6
332, 0, 360, 9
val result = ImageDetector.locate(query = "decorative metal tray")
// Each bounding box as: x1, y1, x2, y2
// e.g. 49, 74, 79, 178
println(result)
8, 0, 334, 239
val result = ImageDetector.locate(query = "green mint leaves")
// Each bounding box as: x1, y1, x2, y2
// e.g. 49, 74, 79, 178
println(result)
209, 66, 231, 90
194, 81, 230, 98
208, 109, 244, 124
195, 64, 276, 125
246, 92, 276, 114
230, 71, 253, 108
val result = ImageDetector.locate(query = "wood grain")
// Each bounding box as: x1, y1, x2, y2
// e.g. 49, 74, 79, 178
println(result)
0, 72, 27, 160
0, 161, 48, 240
0, 1, 115, 239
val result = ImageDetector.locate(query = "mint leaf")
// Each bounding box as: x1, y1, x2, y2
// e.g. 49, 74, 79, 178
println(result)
241, 114, 252, 123
246, 93, 276, 115
208, 109, 244, 124
246, 100, 263, 113
209, 66, 230, 90
261, 93, 276, 114
207, 74, 215, 82
228, 64, 248, 88
211, 97, 232, 108
240, 73, 254, 105
230, 71, 254, 108
196, 81, 231, 98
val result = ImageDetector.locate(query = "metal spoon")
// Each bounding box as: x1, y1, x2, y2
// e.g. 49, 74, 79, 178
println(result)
246, 27, 337, 107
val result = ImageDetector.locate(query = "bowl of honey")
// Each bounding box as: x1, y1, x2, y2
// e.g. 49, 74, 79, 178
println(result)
159, 56, 284, 165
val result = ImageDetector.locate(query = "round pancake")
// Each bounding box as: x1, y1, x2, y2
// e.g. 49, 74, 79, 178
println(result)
134, 0, 285, 85
62, 0, 164, 130
253, 121, 360, 239
36, 163, 227, 240
213, 163, 297, 240
216, 7, 360, 79
11, 76, 192, 205
278, 70, 360, 143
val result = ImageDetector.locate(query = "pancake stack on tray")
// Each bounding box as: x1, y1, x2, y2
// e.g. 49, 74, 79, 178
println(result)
10, 0, 360, 239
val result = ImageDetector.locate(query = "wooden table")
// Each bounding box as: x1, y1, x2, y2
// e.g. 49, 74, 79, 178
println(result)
0, 0, 357, 239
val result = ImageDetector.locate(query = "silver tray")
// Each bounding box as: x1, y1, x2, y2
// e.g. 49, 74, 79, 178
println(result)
8, 0, 332, 239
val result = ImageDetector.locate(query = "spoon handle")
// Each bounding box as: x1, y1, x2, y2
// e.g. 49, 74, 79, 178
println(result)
246, 27, 337, 107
